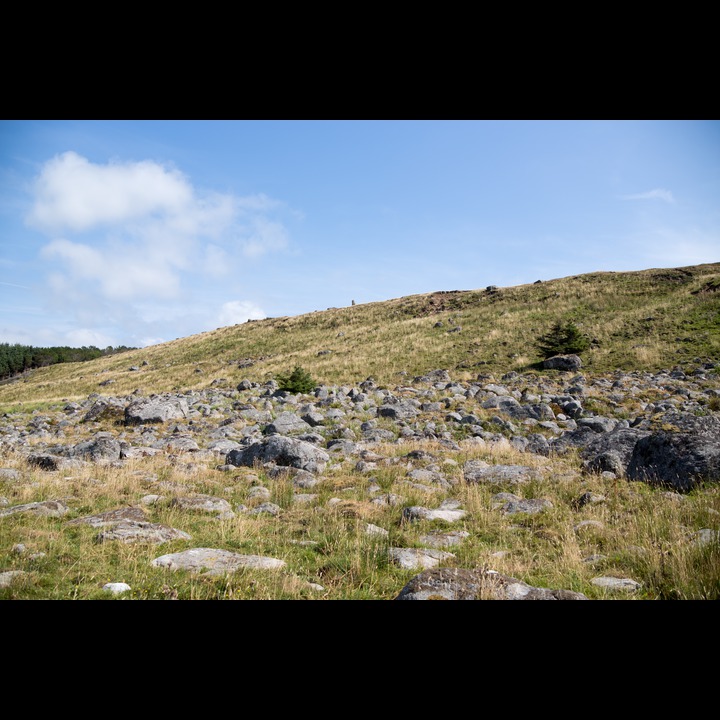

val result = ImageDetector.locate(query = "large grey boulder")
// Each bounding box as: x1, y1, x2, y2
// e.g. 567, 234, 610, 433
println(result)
226, 435, 330, 474
263, 412, 312, 435
125, 397, 189, 425
552, 425, 649, 475
543, 354, 583, 371
71, 432, 122, 462
377, 402, 419, 420
81, 397, 126, 423
626, 412, 720, 492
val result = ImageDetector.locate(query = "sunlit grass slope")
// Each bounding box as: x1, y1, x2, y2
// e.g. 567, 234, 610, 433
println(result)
1, 262, 718, 409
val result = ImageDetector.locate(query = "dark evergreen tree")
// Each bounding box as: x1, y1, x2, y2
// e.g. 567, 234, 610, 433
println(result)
276, 366, 316, 394
535, 321, 590, 358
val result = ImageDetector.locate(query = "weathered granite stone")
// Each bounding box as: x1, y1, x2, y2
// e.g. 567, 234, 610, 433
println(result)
389, 547, 456, 570
463, 461, 540, 485
125, 397, 190, 425
67, 506, 148, 526
395, 567, 588, 600
96, 521, 192, 544
226, 435, 330, 474
543, 354, 582, 371
72, 432, 122, 462
626, 412, 720, 491
0, 500, 70, 518
151, 548, 286, 574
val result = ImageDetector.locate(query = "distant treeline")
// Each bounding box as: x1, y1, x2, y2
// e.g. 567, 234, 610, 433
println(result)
0, 343, 136, 380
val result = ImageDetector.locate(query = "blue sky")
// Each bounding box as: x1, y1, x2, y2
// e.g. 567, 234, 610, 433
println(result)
1, 119, 718, 349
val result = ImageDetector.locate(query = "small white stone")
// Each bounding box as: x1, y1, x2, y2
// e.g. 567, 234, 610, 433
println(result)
103, 582, 132, 595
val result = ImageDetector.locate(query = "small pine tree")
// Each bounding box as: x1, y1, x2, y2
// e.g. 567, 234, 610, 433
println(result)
276, 365, 316, 394
536, 321, 590, 358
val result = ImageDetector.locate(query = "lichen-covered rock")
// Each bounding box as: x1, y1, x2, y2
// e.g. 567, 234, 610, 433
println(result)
125, 397, 189, 425
263, 412, 312, 435
395, 567, 588, 600
67, 506, 148, 526
402, 505, 467, 523
463, 461, 540, 485
71, 432, 122, 462
499, 497, 554, 515
151, 548, 286, 575
0, 500, 70, 518
389, 547, 456, 570
167, 495, 234, 519
95, 521, 192, 544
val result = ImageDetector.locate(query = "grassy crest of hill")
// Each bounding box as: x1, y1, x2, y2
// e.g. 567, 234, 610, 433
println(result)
1, 262, 718, 410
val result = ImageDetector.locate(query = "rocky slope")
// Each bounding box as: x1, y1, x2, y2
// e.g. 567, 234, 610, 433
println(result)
2, 354, 718, 599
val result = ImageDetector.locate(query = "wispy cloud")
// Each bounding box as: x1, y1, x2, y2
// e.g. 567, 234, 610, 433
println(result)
620, 188, 676, 203
0, 280, 31, 289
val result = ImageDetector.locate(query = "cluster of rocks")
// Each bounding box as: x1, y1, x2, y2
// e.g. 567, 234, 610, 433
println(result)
1, 354, 718, 599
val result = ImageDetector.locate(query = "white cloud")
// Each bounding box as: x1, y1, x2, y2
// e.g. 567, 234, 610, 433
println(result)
27, 151, 192, 233
217, 300, 266, 326
621, 188, 676, 203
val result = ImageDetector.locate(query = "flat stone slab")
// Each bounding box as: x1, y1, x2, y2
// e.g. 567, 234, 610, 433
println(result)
66, 506, 148, 527
170, 495, 233, 514
96, 521, 192, 544
464, 461, 540, 485
591, 576, 642, 592
420, 531, 470, 548
395, 567, 589, 600
0, 500, 70, 518
151, 548, 286, 575
389, 547, 456, 570
500, 498, 554, 515
402, 506, 467, 523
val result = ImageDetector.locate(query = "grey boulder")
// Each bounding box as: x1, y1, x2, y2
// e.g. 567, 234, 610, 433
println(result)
226, 435, 330, 474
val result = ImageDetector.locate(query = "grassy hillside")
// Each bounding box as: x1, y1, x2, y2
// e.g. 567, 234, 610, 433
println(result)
2, 262, 719, 601
1, 262, 718, 410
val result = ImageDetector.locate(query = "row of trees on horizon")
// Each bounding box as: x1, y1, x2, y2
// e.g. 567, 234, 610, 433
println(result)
0, 343, 136, 381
